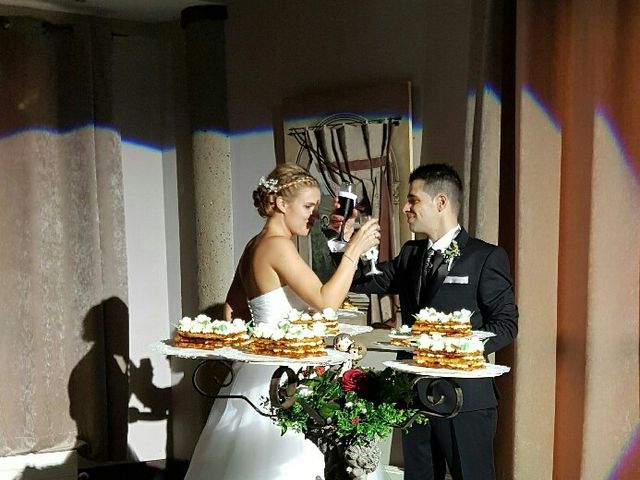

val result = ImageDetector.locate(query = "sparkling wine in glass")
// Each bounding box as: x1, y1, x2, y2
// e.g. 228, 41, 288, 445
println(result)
359, 213, 382, 276
336, 182, 357, 243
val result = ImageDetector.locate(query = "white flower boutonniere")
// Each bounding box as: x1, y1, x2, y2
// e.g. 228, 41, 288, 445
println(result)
442, 240, 461, 271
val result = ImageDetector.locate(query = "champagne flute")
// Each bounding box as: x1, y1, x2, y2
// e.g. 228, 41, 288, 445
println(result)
336, 182, 357, 243
358, 212, 382, 276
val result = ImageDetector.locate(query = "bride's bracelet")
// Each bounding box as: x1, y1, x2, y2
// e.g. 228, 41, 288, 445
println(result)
343, 253, 358, 267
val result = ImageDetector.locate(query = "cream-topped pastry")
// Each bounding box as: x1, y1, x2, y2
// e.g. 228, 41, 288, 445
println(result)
411, 307, 473, 337
389, 324, 413, 346
390, 324, 412, 335
412, 333, 484, 370
174, 316, 251, 350
247, 320, 327, 358
287, 308, 339, 334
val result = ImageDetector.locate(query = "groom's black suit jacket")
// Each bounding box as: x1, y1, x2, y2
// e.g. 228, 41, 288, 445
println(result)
350, 227, 518, 411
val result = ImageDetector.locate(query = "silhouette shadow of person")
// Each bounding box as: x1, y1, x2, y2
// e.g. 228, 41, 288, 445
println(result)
68, 297, 131, 462
129, 358, 171, 422
67, 297, 170, 468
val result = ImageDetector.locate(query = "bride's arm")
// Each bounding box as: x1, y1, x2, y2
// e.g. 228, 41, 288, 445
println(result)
269, 222, 379, 310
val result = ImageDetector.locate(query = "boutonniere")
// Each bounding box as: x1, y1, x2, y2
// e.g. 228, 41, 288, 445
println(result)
442, 240, 461, 271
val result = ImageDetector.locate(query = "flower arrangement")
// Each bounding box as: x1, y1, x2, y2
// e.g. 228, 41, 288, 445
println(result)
266, 365, 426, 479
272, 366, 423, 443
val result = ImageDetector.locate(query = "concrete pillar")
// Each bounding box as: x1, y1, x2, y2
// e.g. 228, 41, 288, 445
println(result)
181, 6, 234, 314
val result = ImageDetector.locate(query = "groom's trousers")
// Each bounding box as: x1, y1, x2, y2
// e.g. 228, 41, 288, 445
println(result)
402, 407, 497, 480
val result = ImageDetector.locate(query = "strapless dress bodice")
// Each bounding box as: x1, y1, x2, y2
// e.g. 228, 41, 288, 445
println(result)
247, 285, 307, 324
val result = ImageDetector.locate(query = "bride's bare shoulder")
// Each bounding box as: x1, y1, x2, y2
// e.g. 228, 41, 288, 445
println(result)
252, 236, 301, 272
254, 234, 296, 253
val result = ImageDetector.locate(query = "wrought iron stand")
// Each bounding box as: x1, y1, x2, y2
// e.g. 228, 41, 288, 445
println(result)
191, 359, 464, 420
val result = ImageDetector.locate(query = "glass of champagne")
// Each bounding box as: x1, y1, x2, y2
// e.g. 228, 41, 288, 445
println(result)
358, 212, 382, 276
336, 182, 357, 243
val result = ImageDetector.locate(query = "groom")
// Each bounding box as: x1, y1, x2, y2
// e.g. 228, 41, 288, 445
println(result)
331, 163, 518, 480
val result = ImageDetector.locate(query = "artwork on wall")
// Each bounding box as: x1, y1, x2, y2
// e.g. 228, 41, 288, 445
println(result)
280, 83, 413, 321
281, 83, 413, 273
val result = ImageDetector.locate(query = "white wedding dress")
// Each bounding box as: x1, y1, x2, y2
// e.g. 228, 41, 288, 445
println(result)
184, 286, 389, 480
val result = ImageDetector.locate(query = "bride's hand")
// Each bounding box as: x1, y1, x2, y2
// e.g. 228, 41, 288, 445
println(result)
329, 196, 358, 241
344, 217, 380, 259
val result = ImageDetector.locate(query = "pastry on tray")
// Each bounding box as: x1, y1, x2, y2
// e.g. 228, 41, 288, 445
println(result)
411, 307, 474, 337
174, 315, 251, 350
413, 333, 485, 370
246, 321, 327, 358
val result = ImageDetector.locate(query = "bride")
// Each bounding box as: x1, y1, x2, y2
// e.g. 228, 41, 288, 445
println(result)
184, 164, 384, 480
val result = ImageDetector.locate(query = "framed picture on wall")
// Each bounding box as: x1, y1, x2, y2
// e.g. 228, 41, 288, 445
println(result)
279, 83, 413, 322
280, 82, 414, 277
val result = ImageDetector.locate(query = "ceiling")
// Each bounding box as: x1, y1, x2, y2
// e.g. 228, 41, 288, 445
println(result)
0, 0, 225, 22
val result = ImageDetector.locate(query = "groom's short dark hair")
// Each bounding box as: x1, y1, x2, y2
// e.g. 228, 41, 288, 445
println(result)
409, 163, 463, 214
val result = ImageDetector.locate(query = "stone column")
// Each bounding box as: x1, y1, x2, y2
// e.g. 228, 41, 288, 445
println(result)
181, 6, 233, 313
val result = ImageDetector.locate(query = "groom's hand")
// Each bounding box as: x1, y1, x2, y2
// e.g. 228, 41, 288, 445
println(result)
328, 195, 358, 241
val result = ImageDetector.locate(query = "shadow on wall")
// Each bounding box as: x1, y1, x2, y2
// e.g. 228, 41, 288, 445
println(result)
68, 297, 131, 462
14, 298, 180, 480
18, 300, 235, 479
66, 297, 172, 466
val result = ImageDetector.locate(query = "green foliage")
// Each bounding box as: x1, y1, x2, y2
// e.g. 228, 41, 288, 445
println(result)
269, 366, 427, 446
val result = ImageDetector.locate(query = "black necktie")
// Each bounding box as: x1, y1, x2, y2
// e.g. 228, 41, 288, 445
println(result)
424, 247, 436, 279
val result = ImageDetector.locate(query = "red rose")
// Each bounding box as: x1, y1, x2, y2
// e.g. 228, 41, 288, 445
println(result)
351, 416, 360, 425
314, 366, 327, 376
340, 369, 369, 395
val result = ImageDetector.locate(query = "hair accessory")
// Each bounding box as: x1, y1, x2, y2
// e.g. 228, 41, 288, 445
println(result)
258, 176, 278, 193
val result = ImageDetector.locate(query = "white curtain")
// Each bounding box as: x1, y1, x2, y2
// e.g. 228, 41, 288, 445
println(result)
0, 17, 129, 460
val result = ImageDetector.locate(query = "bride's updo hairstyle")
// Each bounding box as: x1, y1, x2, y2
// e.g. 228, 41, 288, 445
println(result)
253, 164, 319, 218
